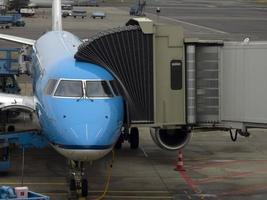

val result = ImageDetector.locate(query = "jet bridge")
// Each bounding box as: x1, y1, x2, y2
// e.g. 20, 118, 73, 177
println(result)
75, 17, 267, 150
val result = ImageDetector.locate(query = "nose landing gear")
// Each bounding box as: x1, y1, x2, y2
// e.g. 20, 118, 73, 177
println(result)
68, 160, 88, 199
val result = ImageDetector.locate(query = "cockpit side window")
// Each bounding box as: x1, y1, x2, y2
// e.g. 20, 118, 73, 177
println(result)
109, 80, 120, 96
45, 79, 58, 95
54, 80, 83, 97
85, 81, 113, 98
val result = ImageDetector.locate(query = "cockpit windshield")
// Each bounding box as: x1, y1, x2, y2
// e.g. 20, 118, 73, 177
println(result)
54, 80, 83, 97
85, 81, 113, 98
52, 79, 120, 98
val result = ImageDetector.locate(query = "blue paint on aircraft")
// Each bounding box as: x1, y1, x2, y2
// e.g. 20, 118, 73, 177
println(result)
32, 31, 124, 158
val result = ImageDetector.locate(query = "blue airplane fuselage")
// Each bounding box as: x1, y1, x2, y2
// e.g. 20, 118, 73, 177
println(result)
32, 31, 124, 161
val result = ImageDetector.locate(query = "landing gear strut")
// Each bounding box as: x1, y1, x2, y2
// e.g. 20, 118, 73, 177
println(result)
115, 127, 139, 149
68, 160, 88, 198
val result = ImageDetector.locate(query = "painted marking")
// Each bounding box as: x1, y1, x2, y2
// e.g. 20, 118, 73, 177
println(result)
193, 193, 217, 198
44, 193, 173, 199
184, 190, 192, 199
189, 159, 267, 170
178, 170, 201, 193
0, 182, 66, 185
218, 184, 267, 196
148, 13, 228, 34
140, 146, 149, 158
195, 167, 267, 184
194, 171, 252, 184
90, 196, 172, 199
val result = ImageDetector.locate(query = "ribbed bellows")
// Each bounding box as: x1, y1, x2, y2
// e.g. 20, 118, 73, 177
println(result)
74, 25, 154, 124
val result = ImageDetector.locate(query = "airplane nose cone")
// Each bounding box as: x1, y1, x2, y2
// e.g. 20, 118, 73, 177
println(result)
47, 97, 124, 161
53, 118, 121, 161
65, 121, 120, 148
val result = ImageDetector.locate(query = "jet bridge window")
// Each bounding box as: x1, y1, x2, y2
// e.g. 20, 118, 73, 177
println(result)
171, 60, 183, 90
85, 81, 113, 98
54, 80, 83, 97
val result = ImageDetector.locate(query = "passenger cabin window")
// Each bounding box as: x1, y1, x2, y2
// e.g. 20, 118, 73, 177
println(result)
54, 80, 83, 97
45, 79, 58, 95
85, 81, 113, 98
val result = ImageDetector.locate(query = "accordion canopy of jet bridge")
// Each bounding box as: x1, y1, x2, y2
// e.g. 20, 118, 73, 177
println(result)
75, 18, 186, 127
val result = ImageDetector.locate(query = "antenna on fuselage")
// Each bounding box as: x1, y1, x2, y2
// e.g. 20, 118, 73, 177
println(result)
52, 0, 62, 31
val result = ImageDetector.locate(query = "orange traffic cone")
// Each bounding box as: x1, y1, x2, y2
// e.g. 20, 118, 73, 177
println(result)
174, 150, 185, 171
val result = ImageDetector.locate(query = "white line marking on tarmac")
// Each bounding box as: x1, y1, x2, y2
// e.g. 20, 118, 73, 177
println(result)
140, 146, 149, 158
150, 14, 228, 34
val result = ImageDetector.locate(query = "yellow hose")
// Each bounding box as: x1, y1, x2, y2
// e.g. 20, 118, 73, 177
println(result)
94, 150, 115, 200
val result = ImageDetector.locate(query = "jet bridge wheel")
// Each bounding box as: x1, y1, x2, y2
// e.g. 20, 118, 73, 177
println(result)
115, 134, 123, 149
129, 127, 139, 149
81, 179, 88, 197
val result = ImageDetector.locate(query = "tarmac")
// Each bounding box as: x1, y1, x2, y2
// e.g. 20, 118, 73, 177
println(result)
1, 1, 267, 199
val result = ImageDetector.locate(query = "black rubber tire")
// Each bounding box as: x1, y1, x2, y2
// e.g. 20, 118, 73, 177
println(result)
130, 127, 139, 149
69, 179, 76, 191
115, 134, 123, 149
81, 179, 88, 197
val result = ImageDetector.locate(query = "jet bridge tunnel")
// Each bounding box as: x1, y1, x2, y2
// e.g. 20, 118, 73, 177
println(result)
75, 18, 267, 150
75, 18, 185, 128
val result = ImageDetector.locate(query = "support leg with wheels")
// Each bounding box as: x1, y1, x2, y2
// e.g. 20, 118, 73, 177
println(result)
115, 133, 123, 149
129, 127, 139, 149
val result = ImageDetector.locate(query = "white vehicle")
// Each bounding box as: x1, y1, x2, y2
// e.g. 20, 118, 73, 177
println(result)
20, 8, 35, 17
61, 4, 72, 17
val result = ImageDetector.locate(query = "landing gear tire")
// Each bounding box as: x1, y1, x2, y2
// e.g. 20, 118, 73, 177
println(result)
81, 179, 88, 197
69, 179, 76, 191
130, 127, 139, 149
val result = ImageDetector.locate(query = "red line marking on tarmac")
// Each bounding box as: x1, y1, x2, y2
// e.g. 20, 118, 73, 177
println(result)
218, 184, 267, 196
178, 170, 201, 193
189, 160, 267, 170
193, 171, 252, 184
194, 168, 267, 185
177, 158, 267, 195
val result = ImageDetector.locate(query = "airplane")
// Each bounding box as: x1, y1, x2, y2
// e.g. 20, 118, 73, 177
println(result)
0, 0, 195, 196
0, 0, 124, 196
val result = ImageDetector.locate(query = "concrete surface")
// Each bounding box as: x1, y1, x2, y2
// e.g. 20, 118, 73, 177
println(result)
145, 0, 267, 40
1, 128, 267, 199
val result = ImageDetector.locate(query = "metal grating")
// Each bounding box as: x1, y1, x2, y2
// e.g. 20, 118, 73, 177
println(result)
74, 25, 154, 123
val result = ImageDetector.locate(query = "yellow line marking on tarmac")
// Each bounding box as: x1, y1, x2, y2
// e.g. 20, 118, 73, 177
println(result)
44, 193, 173, 199
0, 184, 170, 194
0, 182, 67, 185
